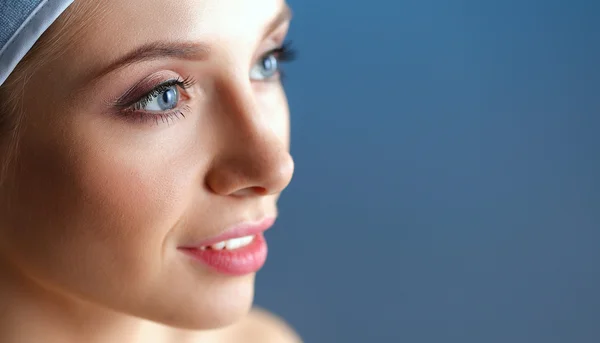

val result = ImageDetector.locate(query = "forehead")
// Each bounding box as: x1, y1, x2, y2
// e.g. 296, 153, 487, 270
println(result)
83, 0, 284, 38
51, 0, 285, 79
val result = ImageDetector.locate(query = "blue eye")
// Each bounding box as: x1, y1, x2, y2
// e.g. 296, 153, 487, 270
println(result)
249, 42, 296, 82
116, 76, 197, 124
250, 53, 279, 81
141, 85, 180, 111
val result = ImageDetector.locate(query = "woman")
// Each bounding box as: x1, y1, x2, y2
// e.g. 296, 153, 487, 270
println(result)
0, 0, 300, 342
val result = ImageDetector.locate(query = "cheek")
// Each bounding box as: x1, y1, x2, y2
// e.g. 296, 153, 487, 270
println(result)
68, 126, 201, 269
0, 117, 200, 297
76, 143, 189, 236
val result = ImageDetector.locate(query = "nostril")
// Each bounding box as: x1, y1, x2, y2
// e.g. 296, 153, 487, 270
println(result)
252, 186, 268, 196
231, 186, 268, 197
205, 144, 294, 197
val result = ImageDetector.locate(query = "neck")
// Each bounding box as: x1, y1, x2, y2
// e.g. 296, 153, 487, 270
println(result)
0, 259, 179, 343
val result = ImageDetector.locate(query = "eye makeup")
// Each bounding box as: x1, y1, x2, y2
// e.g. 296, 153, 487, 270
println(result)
111, 74, 196, 124
114, 75, 196, 108
105, 40, 296, 126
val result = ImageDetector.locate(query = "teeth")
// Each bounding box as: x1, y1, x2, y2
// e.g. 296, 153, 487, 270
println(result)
226, 237, 244, 250
239, 236, 254, 246
211, 241, 226, 250
204, 235, 255, 251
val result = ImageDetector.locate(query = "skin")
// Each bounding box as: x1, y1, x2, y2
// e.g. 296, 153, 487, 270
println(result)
0, 0, 299, 342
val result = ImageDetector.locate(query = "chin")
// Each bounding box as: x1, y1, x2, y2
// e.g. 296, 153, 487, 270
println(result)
140, 273, 257, 330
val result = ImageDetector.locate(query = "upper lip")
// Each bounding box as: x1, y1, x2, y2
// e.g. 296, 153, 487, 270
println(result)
179, 217, 276, 249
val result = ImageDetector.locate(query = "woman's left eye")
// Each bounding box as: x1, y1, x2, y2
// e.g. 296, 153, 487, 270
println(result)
250, 43, 296, 81
250, 53, 280, 81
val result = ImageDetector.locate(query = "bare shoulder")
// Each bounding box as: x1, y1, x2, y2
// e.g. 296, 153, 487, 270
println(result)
225, 307, 303, 343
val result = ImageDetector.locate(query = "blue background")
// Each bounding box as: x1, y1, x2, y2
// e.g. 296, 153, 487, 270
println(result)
255, 0, 600, 342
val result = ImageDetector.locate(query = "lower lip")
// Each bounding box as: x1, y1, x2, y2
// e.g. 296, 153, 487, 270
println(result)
179, 233, 268, 276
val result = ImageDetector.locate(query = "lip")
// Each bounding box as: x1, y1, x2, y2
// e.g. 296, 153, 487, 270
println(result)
182, 217, 276, 248
178, 217, 275, 275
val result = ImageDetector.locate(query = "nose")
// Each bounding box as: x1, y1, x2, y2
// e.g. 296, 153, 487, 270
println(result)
205, 82, 294, 197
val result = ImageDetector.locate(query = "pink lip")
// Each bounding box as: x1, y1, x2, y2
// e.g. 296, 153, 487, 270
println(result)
183, 217, 276, 248
178, 217, 275, 275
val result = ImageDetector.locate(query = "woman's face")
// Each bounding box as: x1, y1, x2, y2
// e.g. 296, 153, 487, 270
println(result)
0, 0, 293, 329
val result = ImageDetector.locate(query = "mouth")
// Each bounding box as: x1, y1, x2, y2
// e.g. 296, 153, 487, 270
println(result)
178, 217, 275, 276
198, 235, 256, 251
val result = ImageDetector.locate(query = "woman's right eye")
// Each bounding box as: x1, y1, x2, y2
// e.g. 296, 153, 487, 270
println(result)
135, 85, 180, 112
121, 76, 196, 114
114, 76, 197, 124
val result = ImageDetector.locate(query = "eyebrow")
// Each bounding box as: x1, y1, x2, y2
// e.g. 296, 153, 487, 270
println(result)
88, 3, 292, 82
264, 3, 293, 39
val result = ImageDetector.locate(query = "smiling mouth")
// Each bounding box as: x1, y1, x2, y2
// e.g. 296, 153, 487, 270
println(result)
180, 233, 268, 276
178, 217, 275, 275
199, 235, 256, 250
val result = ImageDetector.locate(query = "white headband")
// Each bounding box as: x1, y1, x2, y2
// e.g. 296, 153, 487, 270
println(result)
0, 0, 74, 86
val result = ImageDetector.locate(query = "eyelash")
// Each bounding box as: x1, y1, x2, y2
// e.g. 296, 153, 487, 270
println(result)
116, 76, 195, 124
269, 41, 297, 79
131, 76, 196, 111
120, 41, 297, 124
